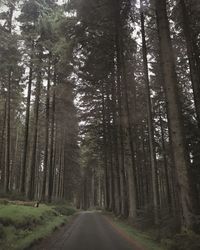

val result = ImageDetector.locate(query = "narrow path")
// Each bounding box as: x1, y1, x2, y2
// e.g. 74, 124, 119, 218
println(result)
32, 211, 145, 250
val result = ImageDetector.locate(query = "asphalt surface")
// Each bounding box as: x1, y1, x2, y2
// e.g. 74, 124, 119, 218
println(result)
32, 211, 142, 250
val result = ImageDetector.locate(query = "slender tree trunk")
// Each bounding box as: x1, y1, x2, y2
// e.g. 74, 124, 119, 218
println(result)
41, 54, 51, 200
179, 0, 200, 127
114, 11, 127, 217
111, 74, 121, 214
52, 127, 57, 199
4, 4, 14, 193
102, 83, 109, 210
140, 0, 160, 224
114, 0, 138, 219
155, 0, 194, 230
0, 101, 6, 186
141, 124, 150, 206
4, 70, 11, 192
158, 103, 172, 211
27, 49, 42, 200
57, 143, 63, 199
47, 71, 56, 203
20, 53, 33, 194
106, 101, 114, 211
12, 126, 20, 190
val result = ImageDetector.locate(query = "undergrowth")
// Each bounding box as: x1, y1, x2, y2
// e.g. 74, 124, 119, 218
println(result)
0, 202, 76, 250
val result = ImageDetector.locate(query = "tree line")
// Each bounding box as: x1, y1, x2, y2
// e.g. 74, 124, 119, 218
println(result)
0, 0, 199, 236
74, 0, 200, 234
0, 0, 80, 203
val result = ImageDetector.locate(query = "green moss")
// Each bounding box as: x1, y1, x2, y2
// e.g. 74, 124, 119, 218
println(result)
0, 203, 74, 250
15, 216, 68, 250
111, 217, 165, 250
0, 204, 57, 227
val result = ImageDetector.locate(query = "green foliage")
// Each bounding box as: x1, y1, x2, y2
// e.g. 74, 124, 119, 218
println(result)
0, 204, 56, 227
0, 203, 75, 250
110, 215, 165, 250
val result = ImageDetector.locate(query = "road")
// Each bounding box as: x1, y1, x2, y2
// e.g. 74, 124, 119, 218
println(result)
32, 211, 144, 250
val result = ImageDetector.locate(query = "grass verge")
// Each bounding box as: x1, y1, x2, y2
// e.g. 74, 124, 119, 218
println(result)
0, 202, 76, 250
107, 214, 165, 250
107, 214, 200, 250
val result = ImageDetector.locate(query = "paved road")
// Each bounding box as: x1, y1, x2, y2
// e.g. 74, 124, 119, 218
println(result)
32, 211, 143, 250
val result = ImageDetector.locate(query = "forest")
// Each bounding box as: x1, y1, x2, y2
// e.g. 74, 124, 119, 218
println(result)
0, 0, 200, 249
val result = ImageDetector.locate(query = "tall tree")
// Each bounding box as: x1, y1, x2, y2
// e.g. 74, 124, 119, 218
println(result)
155, 0, 194, 230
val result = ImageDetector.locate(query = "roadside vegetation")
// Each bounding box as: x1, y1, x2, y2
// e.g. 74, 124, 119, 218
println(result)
106, 214, 164, 250
0, 200, 76, 250
108, 214, 200, 250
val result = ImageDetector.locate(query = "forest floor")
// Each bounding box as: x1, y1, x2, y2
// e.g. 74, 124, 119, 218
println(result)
31, 211, 164, 250
0, 199, 76, 250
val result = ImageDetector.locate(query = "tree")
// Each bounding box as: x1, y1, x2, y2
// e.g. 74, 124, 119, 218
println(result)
155, 0, 195, 230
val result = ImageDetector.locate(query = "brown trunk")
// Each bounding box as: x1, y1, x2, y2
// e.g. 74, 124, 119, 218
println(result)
111, 73, 121, 214
102, 83, 109, 210
0, 101, 6, 186
47, 71, 56, 203
41, 54, 51, 200
140, 0, 160, 224
179, 0, 200, 127
106, 87, 114, 211
158, 103, 172, 211
4, 70, 11, 192
155, 0, 194, 229
4, 4, 14, 193
20, 51, 33, 194
27, 48, 42, 200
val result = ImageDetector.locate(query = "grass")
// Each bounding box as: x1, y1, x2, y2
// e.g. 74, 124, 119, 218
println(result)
0, 202, 76, 250
0, 204, 56, 227
109, 215, 200, 250
109, 215, 165, 250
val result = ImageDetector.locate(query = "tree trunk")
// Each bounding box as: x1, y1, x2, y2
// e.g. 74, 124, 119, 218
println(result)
41, 54, 51, 200
140, 0, 160, 224
179, 0, 200, 127
4, 70, 11, 192
0, 101, 6, 186
158, 102, 172, 211
111, 74, 121, 214
155, 0, 194, 230
4, 4, 14, 193
27, 49, 42, 200
20, 52, 33, 194
47, 71, 56, 203
102, 83, 110, 210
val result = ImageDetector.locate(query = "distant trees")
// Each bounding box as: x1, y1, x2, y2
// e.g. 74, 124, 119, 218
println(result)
0, 0, 80, 203
0, 0, 199, 235
74, 0, 200, 233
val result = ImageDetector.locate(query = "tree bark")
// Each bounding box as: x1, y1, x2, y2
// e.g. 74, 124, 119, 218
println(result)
4, 70, 11, 192
41, 54, 51, 200
47, 70, 56, 203
0, 101, 6, 186
140, 0, 160, 224
111, 73, 121, 214
179, 0, 200, 127
27, 48, 42, 200
20, 51, 33, 194
155, 0, 194, 229
102, 83, 110, 210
